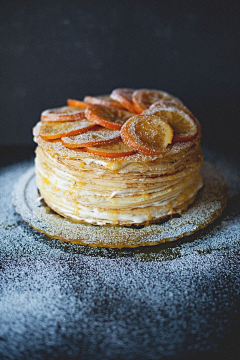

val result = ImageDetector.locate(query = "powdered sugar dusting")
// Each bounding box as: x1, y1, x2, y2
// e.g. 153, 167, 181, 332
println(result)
0, 150, 239, 359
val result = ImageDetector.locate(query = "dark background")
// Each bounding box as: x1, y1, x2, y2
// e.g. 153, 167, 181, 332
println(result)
0, 0, 239, 157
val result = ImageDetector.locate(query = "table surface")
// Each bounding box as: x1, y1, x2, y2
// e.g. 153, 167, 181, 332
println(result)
0, 145, 239, 360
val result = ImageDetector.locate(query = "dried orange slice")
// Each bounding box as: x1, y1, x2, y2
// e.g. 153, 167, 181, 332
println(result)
85, 140, 136, 158
41, 106, 86, 122
38, 119, 96, 140
110, 88, 136, 113
61, 128, 121, 148
85, 104, 134, 130
149, 98, 183, 110
83, 95, 124, 110
143, 108, 197, 143
67, 99, 88, 109
132, 89, 180, 113
148, 99, 196, 120
121, 115, 173, 155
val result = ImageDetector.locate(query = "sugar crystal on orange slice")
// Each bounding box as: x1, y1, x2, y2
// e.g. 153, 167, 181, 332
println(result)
83, 95, 125, 110
121, 115, 173, 155
110, 88, 136, 113
143, 107, 198, 143
85, 104, 134, 130
85, 140, 136, 158
132, 89, 181, 113
61, 128, 121, 148
38, 119, 96, 140
41, 106, 86, 122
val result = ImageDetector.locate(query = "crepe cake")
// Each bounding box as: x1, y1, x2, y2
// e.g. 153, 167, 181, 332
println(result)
33, 88, 203, 226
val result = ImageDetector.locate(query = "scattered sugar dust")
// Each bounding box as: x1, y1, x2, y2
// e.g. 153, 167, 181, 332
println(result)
0, 149, 239, 360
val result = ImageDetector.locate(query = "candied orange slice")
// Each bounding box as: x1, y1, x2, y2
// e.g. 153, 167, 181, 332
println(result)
148, 99, 195, 119
143, 108, 197, 143
110, 88, 136, 113
38, 120, 96, 140
41, 106, 86, 122
132, 89, 180, 113
61, 128, 121, 148
83, 95, 124, 110
85, 140, 136, 158
121, 115, 173, 155
85, 104, 134, 130
149, 98, 183, 110
67, 99, 88, 109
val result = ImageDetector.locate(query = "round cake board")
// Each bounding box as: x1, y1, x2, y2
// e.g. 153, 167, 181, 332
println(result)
12, 162, 228, 248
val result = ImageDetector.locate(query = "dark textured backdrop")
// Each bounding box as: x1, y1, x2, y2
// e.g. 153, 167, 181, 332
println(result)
0, 0, 239, 155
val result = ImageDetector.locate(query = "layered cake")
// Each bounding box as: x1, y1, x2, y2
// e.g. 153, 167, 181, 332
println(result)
33, 88, 203, 226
